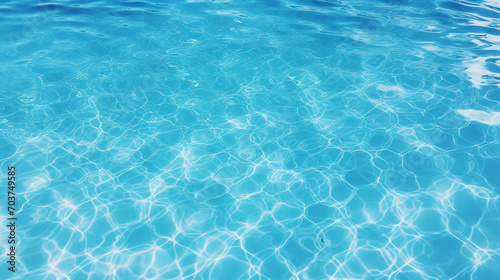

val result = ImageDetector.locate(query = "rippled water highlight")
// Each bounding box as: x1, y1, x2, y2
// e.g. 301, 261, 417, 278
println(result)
1, 0, 500, 279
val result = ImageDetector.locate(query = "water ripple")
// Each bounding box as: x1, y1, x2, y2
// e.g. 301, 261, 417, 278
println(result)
1, 0, 500, 279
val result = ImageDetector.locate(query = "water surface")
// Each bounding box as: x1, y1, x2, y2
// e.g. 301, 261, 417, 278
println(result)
1, 0, 500, 279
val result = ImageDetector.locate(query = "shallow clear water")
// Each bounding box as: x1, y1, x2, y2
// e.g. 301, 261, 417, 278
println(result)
1, 0, 500, 279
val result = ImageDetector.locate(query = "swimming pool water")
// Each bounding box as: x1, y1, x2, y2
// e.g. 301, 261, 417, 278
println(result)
1, 0, 500, 279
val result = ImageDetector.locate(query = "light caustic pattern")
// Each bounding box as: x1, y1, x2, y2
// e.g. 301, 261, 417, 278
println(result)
0, 0, 500, 279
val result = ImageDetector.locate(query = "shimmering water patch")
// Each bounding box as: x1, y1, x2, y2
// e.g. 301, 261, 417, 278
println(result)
1, 0, 500, 279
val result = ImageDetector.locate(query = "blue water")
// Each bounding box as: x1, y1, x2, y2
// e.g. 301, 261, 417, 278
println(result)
1, 0, 500, 279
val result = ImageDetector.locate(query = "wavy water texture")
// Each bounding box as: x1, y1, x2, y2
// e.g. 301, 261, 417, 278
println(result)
0, 0, 500, 279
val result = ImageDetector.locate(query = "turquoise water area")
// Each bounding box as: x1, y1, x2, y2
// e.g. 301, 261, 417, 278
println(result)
1, 0, 500, 279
